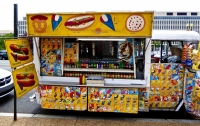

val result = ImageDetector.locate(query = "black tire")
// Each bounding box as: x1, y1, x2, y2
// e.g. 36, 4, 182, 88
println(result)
0, 55, 3, 60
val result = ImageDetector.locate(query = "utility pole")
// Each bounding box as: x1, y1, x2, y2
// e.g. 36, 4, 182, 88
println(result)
13, 3, 18, 121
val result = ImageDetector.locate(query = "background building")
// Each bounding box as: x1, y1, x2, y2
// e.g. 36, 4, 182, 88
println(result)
154, 12, 200, 33
18, 17, 27, 37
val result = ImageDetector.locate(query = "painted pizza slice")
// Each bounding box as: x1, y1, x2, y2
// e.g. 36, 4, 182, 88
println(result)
126, 15, 145, 32
52, 14, 62, 31
100, 14, 115, 31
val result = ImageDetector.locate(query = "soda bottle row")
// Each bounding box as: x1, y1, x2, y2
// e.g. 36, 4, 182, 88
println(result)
65, 58, 133, 70
64, 71, 134, 79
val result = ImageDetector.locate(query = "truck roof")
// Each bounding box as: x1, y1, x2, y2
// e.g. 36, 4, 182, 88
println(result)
151, 30, 200, 42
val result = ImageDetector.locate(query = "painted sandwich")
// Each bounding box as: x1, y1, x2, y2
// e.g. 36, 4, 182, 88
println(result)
64, 15, 95, 30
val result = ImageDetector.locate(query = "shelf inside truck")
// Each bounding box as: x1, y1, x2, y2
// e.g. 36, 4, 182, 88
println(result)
63, 68, 134, 73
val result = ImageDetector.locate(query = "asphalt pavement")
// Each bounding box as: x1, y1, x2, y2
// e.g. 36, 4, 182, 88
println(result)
0, 89, 40, 114
0, 60, 11, 71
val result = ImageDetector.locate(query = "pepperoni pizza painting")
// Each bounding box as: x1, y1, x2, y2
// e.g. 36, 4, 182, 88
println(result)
126, 15, 145, 32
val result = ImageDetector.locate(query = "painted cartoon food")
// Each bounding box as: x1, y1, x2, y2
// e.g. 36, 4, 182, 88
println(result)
100, 14, 115, 31
64, 15, 95, 30
16, 73, 35, 90
10, 44, 29, 61
31, 15, 48, 34
126, 15, 145, 32
52, 14, 62, 31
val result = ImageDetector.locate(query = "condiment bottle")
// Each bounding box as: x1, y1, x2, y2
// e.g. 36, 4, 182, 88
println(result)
82, 75, 86, 85
79, 75, 82, 85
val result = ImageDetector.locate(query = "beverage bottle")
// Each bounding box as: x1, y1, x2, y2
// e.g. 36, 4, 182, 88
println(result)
86, 60, 89, 68
84, 60, 87, 68
82, 75, 86, 85
130, 64, 133, 70
69, 60, 72, 68
88, 59, 91, 68
122, 62, 125, 69
107, 59, 110, 69
74, 61, 77, 68
113, 61, 116, 69
103, 60, 106, 69
91, 59, 94, 68
78, 61, 81, 68
125, 62, 129, 69
106, 60, 109, 69
128, 63, 131, 69
94, 60, 97, 68
96, 59, 99, 68
66, 62, 69, 68
101, 60, 103, 69
77, 61, 79, 68
111, 60, 114, 69
98, 60, 101, 69
119, 62, 122, 69
129, 74, 132, 79
116, 62, 119, 69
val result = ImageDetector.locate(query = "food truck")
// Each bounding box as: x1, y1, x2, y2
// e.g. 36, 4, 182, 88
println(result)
24, 11, 200, 118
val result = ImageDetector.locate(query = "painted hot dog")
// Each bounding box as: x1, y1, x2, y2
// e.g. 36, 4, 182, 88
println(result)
17, 79, 35, 89
11, 52, 29, 61
16, 73, 35, 90
10, 44, 29, 54
10, 44, 21, 52
64, 15, 95, 30
16, 73, 34, 80
21, 47, 29, 55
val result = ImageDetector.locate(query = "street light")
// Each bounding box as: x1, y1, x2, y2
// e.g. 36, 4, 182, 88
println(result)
186, 23, 193, 31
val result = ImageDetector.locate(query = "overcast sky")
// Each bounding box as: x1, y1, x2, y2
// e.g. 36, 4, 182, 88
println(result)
1, 0, 200, 31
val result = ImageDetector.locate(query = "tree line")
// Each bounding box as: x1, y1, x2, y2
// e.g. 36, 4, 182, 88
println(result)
0, 33, 14, 50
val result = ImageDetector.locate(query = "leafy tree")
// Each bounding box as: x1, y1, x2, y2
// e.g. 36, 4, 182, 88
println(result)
0, 33, 14, 50
152, 41, 160, 47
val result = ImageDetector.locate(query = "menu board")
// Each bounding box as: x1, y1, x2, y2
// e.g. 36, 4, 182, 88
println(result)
40, 38, 62, 76
40, 85, 87, 110
64, 42, 79, 64
12, 63, 39, 98
149, 63, 184, 108
4, 39, 33, 68
88, 87, 139, 113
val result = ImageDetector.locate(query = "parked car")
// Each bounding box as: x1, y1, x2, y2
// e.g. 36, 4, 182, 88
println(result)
0, 68, 14, 98
0, 50, 8, 60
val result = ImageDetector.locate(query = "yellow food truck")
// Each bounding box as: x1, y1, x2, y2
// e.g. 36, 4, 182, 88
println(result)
22, 11, 200, 119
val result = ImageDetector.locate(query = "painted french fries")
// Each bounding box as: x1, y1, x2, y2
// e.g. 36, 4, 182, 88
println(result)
16, 73, 35, 90
9, 44, 29, 62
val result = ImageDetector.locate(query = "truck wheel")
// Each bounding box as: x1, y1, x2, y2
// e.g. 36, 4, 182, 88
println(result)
184, 111, 193, 119
0, 56, 3, 60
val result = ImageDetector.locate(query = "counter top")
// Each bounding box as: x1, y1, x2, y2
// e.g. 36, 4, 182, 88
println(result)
39, 81, 146, 88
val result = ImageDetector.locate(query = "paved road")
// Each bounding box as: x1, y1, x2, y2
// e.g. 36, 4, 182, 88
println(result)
0, 60, 11, 71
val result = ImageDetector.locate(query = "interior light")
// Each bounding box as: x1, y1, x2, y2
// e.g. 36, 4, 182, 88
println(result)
77, 38, 126, 41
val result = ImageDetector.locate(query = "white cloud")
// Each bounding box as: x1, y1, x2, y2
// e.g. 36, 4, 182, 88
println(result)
1, 0, 200, 30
